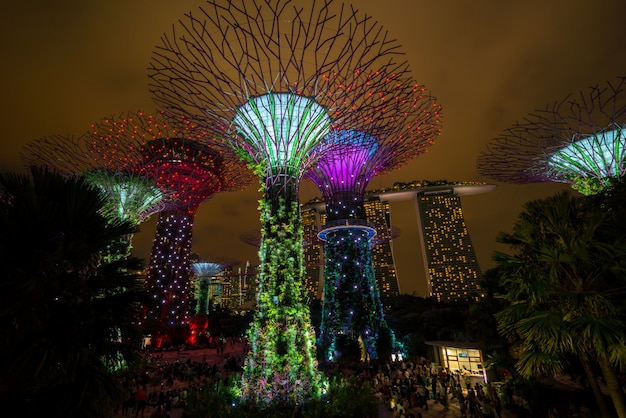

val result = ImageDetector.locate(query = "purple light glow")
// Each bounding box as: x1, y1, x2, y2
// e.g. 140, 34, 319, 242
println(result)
308, 130, 378, 200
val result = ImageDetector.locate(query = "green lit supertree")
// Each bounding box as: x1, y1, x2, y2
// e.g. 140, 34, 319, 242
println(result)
478, 75, 626, 195
148, 0, 418, 405
21, 133, 166, 262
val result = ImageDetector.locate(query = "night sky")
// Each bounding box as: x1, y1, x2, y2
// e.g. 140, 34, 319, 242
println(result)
1, 0, 625, 296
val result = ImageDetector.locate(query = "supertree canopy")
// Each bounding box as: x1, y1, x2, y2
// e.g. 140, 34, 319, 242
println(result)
90, 111, 253, 331
21, 133, 166, 262
477, 75, 626, 196
147, 0, 430, 405
307, 82, 440, 362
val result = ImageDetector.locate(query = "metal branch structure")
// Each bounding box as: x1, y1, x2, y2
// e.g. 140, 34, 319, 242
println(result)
20, 133, 166, 262
306, 84, 440, 361
477, 76, 626, 196
90, 111, 253, 332
147, 0, 427, 405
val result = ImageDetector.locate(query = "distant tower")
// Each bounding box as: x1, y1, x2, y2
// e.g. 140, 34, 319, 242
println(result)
90, 111, 252, 331
300, 206, 325, 299
379, 181, 495, 301
416, 191, 482, 301
365, 197, 402, 301
477, 76, 626, 195
148, 0, 416, 404
306, 92, 441, 361
21, 133, 165, 262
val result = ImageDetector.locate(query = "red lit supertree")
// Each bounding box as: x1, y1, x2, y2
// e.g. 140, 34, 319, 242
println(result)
90, 111, 253, 332
147, 0, 433, 404
477, 76, 626, 196
20, 133, 167, 262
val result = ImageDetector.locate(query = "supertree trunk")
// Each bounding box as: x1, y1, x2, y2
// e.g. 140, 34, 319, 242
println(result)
319, 228, 389, 361
241, 175, 320, 405
195, 277, 210, 315
145, 207, 195, 329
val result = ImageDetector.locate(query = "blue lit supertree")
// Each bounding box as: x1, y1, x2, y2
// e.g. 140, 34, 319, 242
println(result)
90, 111, 253, 332
478, 76, 626, 196
307, 85, 441, 361
147, 0, 425, 404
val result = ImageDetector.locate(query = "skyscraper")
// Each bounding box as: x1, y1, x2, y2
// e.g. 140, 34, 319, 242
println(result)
363, 197, 400, 300
301, 205, 325, 299
415, 191, 482, 301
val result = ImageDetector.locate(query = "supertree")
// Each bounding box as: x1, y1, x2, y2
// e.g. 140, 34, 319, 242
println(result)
307, 86, 441, 362
21, 133, 166, 262
147, 0, 428, 404
477, 76, 626, 196
190, 256, 239, 315
90, 111, 253, 332
188, 256, 239, 344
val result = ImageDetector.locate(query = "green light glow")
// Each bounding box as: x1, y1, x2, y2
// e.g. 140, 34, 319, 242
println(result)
240, 198, 321, 404
546, 125, 626, 194
232, 93, 331, 174
83, 170, 164, 225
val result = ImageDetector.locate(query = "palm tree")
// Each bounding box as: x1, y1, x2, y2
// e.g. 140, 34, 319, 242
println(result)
0, 166, 148, 417
494, 190, 626, 417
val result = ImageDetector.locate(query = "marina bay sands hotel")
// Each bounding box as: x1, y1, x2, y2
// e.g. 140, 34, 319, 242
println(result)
300, 180, 495, 303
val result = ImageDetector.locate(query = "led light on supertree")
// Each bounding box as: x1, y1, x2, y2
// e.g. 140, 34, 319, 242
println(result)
21, 133, 166, 262
147, 0, 424, 405
477, 76, 626, 195
307, 80, 441, 362
90, 111, 253, 331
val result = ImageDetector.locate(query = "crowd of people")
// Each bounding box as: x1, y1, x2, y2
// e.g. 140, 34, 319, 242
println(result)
115, 338, 246, 417
365, 359, 506, 418
113, 339, 530, 418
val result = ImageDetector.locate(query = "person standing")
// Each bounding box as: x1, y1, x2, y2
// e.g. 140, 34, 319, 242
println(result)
135, 386, 147, 418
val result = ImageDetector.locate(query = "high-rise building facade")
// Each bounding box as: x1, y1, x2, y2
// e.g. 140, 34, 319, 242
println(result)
363, 197, 400, 300
301, 207, 324, 300
415, 191, 482, 301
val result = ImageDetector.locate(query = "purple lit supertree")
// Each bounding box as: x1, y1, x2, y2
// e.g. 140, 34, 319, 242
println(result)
307, 83, 441, 361
20, 133, 166, 262
90, 111, 252, 332
147, 0, 429, 404
477, 76, 626, 196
